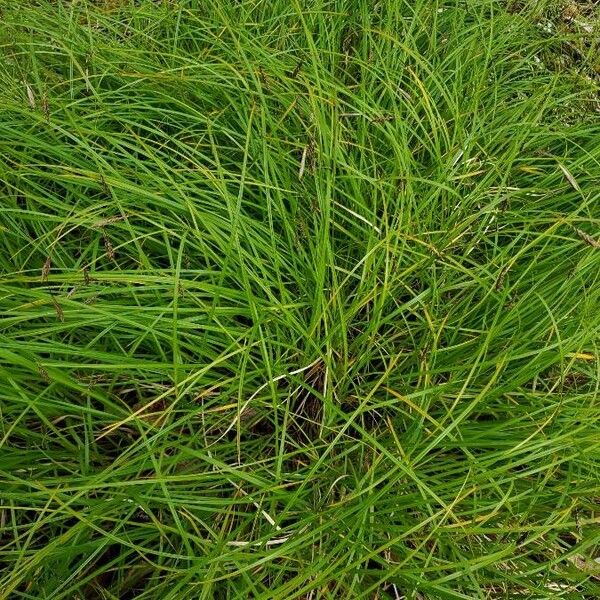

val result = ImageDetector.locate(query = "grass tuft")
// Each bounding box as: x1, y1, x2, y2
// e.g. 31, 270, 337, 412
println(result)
1, 1, 599, 597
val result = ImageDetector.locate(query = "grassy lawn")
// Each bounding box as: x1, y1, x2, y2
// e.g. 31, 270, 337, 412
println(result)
1, 1, 599, 597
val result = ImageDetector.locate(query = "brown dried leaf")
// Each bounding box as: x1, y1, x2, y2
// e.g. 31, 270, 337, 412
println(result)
558, 162, 581, 192
26, 84, 36, 109
299, 138, 316, 179
299, 145, 308, 179
93, 215, 126, 228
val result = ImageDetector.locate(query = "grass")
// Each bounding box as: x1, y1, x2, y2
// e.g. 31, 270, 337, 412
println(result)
0, 0, 599, 597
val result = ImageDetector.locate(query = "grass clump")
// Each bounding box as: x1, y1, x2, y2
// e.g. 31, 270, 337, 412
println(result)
1, 0, 599, 597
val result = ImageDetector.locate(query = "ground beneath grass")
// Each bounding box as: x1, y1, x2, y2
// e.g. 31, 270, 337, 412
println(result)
1, 1, 599, 598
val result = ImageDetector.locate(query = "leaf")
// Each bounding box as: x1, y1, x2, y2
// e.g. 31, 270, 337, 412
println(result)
558, 162, 580, 192
26, 84, 36, 109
